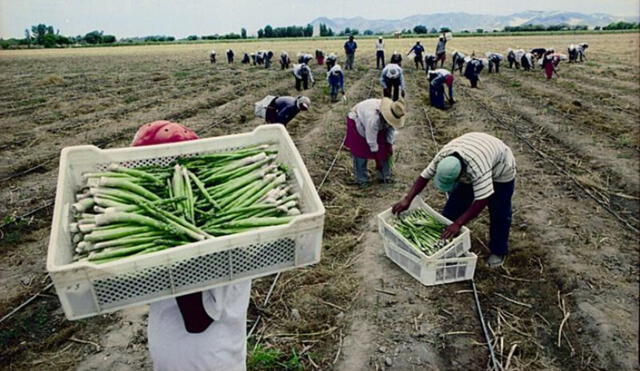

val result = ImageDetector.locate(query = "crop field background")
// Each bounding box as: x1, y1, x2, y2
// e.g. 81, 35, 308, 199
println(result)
0, 33, 638, 370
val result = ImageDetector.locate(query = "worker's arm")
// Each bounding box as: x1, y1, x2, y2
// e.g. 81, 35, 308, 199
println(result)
407, 46, 414, 56
441, 198, 489, 239
176, 292, 213, 333
379, 72, 387, 89
392, 176, 429, 214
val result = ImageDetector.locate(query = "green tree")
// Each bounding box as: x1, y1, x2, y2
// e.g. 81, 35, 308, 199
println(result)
31, 24, 49, 45
304, 24, 313, 37
429, 27, 438, 34
84, 30, 103, 44
102, 35, 116, 43
257, 29, 264, 38
24, 29, 31, 48
241, 28, 247, 39
439, 27, 451, 33
186, 35, 198, 40
264, 25, 274, 38
476, 28, 484, 33
363, 29, 374, 35
413, 25, 428, 34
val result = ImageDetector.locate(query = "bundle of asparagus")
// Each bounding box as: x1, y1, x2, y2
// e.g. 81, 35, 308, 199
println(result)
70, 144, 300, 264
393, 209, 450, 256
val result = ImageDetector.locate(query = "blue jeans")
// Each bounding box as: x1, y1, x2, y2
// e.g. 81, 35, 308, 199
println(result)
352, 156, 391, 184
429, 81, 445, 109
330, 84, 340, 101
442, 180, 515, 256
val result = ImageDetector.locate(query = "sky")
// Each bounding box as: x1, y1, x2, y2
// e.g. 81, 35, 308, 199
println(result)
1, 0, 639, 39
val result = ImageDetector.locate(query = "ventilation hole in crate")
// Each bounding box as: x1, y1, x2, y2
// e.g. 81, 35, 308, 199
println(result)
231, 238, 295, 275
95, 145, 262, 171
388, 248, 421, 277
172, 250, 230, 287
94, 266, 171, 307
458, 265, 467, 278
444, 265, 458, 280
384, 228, 421, 258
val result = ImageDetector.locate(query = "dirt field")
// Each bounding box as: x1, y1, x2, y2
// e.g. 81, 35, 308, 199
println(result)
1, 33, 638, 370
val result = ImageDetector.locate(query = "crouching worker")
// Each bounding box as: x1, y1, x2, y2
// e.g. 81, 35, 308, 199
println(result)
428, 69, 455, 109
315, 49, 325, 65
292, 63, 314, 91
380, 63, 405, 101
226, 49, 234, 64
486, 53, 503, 73
344, 98, 406, 185
390, 51, 403, 66
392, 132, 516, 268
280, 52, 291, 70
464, 58, 484, 88
424, 54, 437, 73
131, 121, 252, 371
262, 96, 311, 126
209, 50, 217, 64
327, 64, 345, 102
241, 53, 250, 64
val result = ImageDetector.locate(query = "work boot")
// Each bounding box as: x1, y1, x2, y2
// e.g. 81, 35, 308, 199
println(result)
486, 254, 505, 268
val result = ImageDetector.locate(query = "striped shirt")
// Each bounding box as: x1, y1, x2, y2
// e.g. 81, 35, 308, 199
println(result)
420, 133, 516, 200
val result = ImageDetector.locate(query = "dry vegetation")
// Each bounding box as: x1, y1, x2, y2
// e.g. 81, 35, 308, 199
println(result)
0, 33, 638, 370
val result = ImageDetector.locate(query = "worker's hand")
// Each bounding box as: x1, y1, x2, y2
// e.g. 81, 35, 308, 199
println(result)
441, 222, 462, 240
312, 81, 316, 87
401, 90, 406, 98
392, 198, 411, 215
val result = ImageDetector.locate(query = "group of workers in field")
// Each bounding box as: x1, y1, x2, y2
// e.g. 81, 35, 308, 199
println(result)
146, 34, 589, 371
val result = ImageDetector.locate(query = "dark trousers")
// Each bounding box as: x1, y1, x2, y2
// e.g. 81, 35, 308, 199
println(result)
442, 180, 515, 256
295, 77, 308, 91
345, 53, 355, 70
429, 83, 445, 109
330, 84, 340, 102
382, 77, 401, 101
414, 55, 424, 69
376, 51, 385, 69
489, 61, 500, 73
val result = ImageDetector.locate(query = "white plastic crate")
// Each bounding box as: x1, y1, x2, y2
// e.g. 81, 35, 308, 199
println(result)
377, 197, 471, 261
47, 125, 325, 320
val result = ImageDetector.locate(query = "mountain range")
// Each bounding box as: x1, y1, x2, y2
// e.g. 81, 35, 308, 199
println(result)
310, 11, 637, 32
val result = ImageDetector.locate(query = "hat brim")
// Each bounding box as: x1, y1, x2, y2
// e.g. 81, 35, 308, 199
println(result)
434, 176, 456, 193
380, 98, 406, 128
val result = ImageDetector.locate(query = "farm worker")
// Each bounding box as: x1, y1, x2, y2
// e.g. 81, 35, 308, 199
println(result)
485, 52, 503, 73
391, 132, 517, 268
390, 51, 402, 66
568, 43, 588, 62
451, 51, 466, 74
327, 64, 346, 103
132, 121, 252, 371
427, 69, 455, 109
292, 63, 314, 91
464, 58, 484, 88
226, 49, 234, 64
297, 52, 313, 64
241, 53, 250, 64
521, 52, 534, 71
250, 53, 257, 65
424, 54, 437, 73
506, 49, 517, 69
408, 41, 425, 70
255, 50, 266, 65
280, 52, 291, 70
344, 35, 358, 70
380, 63, 405, 101
530, 47, 547, 61
344, 98, 406, 185
209, 50, 216, 64
375, 37, 385, 69
265, 96, 311, 126
326, 53, 337, 71
542, 50, 562, 80
315, 49, 325, 65
264, 51, 274, 69
435, 33, 447, 67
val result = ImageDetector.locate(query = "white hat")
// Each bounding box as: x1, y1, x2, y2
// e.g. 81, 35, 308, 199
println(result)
296, 96, 311, 110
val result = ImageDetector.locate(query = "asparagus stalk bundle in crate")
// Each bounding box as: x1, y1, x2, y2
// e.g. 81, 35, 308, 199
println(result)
70, 144, 301, 264
393, 209, 450, 256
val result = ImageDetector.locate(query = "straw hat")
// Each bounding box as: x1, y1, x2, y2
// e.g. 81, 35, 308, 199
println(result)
379, 98, 406, 127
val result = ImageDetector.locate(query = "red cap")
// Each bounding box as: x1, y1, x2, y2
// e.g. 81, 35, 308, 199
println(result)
132, 120, 199, 147
444, 74, 454, 88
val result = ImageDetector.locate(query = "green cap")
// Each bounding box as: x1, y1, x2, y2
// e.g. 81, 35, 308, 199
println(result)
434, 156, 461, 192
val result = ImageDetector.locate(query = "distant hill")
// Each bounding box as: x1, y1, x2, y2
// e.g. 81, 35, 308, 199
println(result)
310, 11, 638, 32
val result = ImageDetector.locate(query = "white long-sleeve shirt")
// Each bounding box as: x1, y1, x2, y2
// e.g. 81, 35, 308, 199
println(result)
148, 280, 252, 371
292, 64, 314, 83
380, 64, 405, 90
375, 41, 384, 51
348, 98, 396, 152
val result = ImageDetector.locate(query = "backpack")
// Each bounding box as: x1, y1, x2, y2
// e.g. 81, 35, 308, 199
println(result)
254, 95, 277, 118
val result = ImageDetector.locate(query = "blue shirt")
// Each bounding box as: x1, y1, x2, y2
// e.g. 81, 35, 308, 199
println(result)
344, 40, 358, 54
272, 97, 300, 125
327, 67, 344, 89
409, 44, 425, 56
